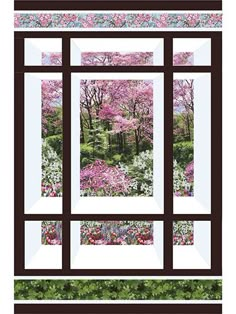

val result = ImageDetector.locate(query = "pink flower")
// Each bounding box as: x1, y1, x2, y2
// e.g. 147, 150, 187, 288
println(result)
80, 160, 131, 196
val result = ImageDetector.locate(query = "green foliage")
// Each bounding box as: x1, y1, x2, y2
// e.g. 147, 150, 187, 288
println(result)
80, 143, 94, 168
112, 154, 122, 162
173, 112, 194, 143
14, 280, 222, 300
45, 134, 63, 159
173, 141, 193, 168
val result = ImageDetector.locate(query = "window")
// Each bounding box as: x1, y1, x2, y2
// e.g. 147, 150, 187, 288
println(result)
14, 31, 222, 276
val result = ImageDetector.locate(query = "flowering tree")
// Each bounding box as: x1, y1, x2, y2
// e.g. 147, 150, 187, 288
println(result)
173, 52, 194, 66
42, 52, 62, 66
81, 52, 153, 66
41, 80, 62, 137
80, 221, 153, 245
173, 79, 194, 196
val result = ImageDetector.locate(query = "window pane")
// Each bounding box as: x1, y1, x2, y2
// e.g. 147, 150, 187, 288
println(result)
173, 38, 211, 66
24, 73, 63, 214
173, 73, 211, 215
79, 79, 153, 197
173, 221, 211, 269
25, 221, 62, 269
71, 38, 164, 66
173, 79, 194, 198
71, 73, 164, 214
71, 221, 163, 269
25, 38, 62, 66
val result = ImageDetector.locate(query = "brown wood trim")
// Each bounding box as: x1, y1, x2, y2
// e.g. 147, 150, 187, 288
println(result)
16, 66, 213, 73
14, 38, 25, 274
15, 303, 222, 314
211, 32, 222, 275
14, 268, 221, 276
62, 37, 71, 271
14, 1, 222, 11
23, 214, 213, 221
15, 31, 219, 39
164, 37, 173, 272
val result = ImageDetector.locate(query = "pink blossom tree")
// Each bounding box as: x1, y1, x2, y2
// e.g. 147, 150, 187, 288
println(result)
173, 79, 194, 141
41, 80, 62, 136
42, 52, 62, 66
81, 52, 153, 66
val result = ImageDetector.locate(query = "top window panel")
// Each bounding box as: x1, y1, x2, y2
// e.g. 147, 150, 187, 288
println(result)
25, 38, 62, 66
173, 38, 211, 66
71, 38, 164, 66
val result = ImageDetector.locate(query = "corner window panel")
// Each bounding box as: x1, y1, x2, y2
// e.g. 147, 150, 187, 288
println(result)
25, 221, 62, 269
173, 220, 211, 269
24, 38, 62, 66
173, 38, 211, 66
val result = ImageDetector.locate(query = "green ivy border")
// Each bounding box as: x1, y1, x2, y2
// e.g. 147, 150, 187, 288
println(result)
15, 280, 222, 300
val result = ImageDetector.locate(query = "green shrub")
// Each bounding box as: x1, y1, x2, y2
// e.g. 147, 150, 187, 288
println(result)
112, 154, 122, 162
45, 134, 63, 159
14, 280, 222, 301
173, 141, 193, 168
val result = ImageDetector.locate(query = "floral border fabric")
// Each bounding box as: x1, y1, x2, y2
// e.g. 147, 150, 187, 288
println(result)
14, 13, 222, 28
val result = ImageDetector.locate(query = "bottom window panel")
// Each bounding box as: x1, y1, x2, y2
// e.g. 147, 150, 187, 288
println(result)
71, 220, 163, 269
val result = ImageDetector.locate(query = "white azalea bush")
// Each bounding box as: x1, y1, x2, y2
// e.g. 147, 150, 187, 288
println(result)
41, 140, 62, 197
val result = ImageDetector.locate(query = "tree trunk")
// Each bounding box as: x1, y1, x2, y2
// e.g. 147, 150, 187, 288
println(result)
87, 108, 93, 130
107, 122, 112, 154
186, 114, 191, 141
80, 114, 85, 143
135, 130, 140, 155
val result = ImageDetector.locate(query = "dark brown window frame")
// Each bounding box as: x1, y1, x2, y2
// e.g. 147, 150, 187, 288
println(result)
14, 30, 222, 276
14, 303, 222, 314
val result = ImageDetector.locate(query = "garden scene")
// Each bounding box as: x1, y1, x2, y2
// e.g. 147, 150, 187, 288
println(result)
173, 78, 194, 197
41, 79, 63, 197
80, 79, 153, 197
173, 221, 194, 245
80, 221, 154, 245
41, 221, 62, 245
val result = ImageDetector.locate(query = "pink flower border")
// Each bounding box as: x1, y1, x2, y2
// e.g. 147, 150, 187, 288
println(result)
14, 13, 222, 28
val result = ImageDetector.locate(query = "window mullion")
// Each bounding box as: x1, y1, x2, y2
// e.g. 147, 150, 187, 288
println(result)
62, 37, 71, 272
164, 36, 174, 272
